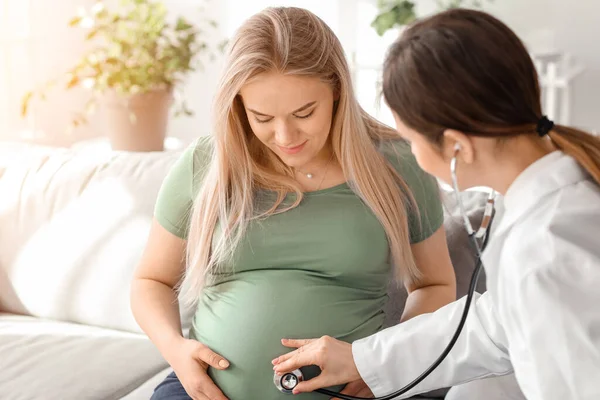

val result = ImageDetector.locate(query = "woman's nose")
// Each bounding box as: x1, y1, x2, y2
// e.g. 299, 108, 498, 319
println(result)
274, 122, 298, 146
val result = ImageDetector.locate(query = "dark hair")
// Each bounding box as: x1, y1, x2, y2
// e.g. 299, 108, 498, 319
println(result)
382, 8, 600, 184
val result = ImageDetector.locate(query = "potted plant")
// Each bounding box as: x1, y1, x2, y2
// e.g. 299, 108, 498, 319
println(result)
22, 0, 219, 151
371, 0, 494, 37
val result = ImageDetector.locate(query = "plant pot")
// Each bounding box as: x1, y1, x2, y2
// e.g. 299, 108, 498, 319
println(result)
102, 87, 174, 152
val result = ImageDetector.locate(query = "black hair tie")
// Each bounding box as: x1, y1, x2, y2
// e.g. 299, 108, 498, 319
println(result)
536, 115, 554, 137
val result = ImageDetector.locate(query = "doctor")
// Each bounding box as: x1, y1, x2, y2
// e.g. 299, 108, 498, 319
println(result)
272, 8, 600, 400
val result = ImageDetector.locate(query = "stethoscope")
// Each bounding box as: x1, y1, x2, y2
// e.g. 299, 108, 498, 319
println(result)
274, 144, 497, 399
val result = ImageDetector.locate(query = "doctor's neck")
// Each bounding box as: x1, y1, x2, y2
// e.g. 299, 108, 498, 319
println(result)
463, 133, 559, 196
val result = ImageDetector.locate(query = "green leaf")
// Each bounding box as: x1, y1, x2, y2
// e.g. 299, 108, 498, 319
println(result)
175, 17, 193, 31
371, 12, 397, 36
69, 16, 82, 27
218, 39, 229, 53
66, 74, 80, 89
86, 28, 100, 40
21, 91, 33, 117
27, 0, 220, 123
371, 1, 416, 36
395, 2, 416, 23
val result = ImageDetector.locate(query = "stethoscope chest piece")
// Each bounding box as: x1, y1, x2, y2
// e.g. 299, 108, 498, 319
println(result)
274, 369, 304, 394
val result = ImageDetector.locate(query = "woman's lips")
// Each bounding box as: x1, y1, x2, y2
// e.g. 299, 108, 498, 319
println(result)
278, 141, 307, 155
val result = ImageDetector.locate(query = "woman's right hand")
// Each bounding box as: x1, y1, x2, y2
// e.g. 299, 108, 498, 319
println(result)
272, 336, 361, 394
168, 337, 230, 400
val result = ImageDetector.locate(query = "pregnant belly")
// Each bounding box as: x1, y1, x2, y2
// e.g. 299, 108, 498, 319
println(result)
190, 272, 386, 400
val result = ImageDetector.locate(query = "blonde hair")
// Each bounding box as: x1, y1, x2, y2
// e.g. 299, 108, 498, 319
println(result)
179, 7, 420, 306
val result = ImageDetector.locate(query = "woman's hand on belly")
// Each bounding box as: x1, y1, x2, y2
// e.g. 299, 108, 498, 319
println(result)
167, 337, 231, 400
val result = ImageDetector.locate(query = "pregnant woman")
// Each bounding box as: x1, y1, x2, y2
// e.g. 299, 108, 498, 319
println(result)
130, 6, 456, 400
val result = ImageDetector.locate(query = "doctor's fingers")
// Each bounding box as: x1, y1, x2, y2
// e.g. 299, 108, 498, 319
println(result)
292, 374, 330, 395
281, 337, 317, 348
273, 345, 317, 374
274, 336, 343, 373
272, 338, 318, 366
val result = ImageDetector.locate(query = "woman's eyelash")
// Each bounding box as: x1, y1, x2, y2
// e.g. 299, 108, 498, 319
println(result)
295, 110, 314, 119
255, 117, 273, 124
254, 109, 314, 123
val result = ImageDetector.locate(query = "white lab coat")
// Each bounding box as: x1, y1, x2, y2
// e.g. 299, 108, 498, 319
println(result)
353, 151, 600, 399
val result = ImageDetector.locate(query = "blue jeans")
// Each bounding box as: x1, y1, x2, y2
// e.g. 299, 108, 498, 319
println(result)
150, 370, 443, 400
151, 372, 192, 400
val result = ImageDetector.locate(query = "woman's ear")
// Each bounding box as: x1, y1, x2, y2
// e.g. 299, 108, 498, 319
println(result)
442, 129, 475, 164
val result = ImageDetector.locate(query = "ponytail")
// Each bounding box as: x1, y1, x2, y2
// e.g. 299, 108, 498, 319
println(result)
549, 127, 600, 185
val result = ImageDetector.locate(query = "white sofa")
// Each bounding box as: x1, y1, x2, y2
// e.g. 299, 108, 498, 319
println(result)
0, 140, 487, 400
0, 142, 192, 399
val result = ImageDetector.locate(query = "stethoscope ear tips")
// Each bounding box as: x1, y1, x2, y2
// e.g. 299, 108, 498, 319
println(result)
274, 369, 304, 394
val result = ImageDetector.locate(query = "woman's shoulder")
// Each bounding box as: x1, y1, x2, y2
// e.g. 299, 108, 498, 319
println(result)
376, 138, 444, 242
187, 134, 215, 170
376, 138, 415, 172
154, 135, 214, 238
187, 135, 215, 194
163, 135, 215, 200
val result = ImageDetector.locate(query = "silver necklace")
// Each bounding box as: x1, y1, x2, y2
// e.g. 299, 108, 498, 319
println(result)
296, 154, 335, 191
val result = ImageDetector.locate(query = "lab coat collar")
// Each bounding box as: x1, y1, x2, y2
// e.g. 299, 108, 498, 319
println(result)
495, 151, 589, 233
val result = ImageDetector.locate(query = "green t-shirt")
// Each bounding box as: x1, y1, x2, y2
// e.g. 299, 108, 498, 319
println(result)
154, 135, 443, 399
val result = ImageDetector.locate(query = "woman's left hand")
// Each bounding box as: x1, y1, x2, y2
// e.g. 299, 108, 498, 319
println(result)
272, 336, 362, 394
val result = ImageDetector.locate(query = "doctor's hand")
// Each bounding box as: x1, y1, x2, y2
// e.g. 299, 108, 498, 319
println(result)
272, 336, 362, 395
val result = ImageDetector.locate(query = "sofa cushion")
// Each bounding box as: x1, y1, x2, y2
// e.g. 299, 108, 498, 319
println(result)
0, 313, 168, 400
381, 189, 490, 400
120, 367, 172, 400
440, 189, 490, 296
382, 189, 489, 328
0, 142, 194, 333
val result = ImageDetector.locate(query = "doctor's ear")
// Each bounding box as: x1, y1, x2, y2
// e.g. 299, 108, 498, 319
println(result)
443, 129, 474, 164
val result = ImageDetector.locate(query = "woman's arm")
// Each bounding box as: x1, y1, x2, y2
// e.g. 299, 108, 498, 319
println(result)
130, 219, 229, 400
401, 225, 456, 322
130, 218, 188, 359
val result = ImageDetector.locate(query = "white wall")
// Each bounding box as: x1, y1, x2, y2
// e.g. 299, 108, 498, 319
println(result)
0, 0, 229, 147
154, 0, 600, 141
157, 0, 228, 145
488, 0, 599, 132
383, 0, 599, 131
3, 0, 598, 147
1, 0, 96, 144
